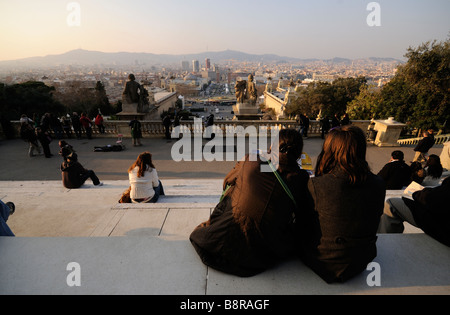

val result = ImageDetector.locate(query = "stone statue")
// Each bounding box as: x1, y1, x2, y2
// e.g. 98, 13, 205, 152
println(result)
235, 80, 247, 104
246, 74, 257, 106
122, 74, 142, 112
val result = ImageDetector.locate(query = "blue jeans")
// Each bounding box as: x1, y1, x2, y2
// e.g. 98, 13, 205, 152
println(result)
0, 200, 14, 237
149, 181, 165, 203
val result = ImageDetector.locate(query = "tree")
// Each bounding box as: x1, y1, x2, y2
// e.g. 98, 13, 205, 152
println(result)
286, 77, 366, 118
94, 81, 113, 116
53, 81, 114, 117
347, 85, 382, 120
1, 81, 64, 120
378, 40, 449, 131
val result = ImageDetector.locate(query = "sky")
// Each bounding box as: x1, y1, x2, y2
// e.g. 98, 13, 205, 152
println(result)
0, 0, 449, 62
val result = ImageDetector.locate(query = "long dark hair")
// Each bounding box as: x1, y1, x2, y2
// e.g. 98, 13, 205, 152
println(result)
277, 128, 304, 166
425, 154, 443, 179
128, 152, 155, 177
315, 125, 370, 185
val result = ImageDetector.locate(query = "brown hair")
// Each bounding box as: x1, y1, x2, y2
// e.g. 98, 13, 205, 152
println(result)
315, 125, 370, 185
278, 128, 304, 166
128, 152, 155, 177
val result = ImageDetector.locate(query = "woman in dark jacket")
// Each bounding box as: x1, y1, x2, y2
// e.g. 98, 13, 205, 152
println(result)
299, 125, 386, 283
190, 129, 310, 277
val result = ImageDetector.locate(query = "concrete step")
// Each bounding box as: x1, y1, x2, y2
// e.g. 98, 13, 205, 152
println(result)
0, 234, 449, 295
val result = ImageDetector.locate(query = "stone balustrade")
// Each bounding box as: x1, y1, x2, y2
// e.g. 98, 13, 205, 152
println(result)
397, 134, 450, 146
7, 119, 373, 138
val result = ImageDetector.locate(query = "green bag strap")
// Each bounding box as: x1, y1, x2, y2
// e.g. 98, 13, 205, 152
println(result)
220, 184, 231, 202
268, 161, 297, 208
220, 161, 297, 209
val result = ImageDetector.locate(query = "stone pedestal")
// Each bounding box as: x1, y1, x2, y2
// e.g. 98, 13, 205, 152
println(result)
373, 117, 406, 147
233, 103, 262, 121
117, 102, 146, 122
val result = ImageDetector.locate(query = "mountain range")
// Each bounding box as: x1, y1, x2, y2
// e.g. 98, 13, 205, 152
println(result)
0, 49, 403, 69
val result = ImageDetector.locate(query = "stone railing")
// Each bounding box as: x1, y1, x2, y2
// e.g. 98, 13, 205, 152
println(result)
397, 134, 450, 146
6, 119, 372, 138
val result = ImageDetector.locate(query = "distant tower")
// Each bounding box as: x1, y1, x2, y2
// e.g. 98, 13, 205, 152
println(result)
181, 61, 189, 71
192, 60, 200, 72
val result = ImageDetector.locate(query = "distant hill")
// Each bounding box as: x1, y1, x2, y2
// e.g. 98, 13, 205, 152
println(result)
0, 49, 403, 69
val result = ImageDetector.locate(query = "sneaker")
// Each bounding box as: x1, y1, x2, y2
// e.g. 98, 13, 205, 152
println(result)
95, 182, 104, 187
5, 202, 15, 215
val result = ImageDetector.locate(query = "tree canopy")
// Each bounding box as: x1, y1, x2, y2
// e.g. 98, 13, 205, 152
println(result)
285, 76, 367, 118
347, 39, 449, 131
0, 81, 64, 120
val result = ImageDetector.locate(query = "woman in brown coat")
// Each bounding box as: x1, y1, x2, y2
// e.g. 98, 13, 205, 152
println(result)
190, 129, 310, 277
299, 125, 386, 283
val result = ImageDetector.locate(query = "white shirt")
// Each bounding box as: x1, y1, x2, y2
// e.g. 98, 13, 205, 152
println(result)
128, 167, 159, 200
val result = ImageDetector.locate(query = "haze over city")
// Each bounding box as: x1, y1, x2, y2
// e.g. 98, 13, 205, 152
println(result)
1, 0, 449, 62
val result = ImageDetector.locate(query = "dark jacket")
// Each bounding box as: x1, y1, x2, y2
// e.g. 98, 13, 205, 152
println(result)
190, 154, 310, 277
61, 160, 89, 189
377, 160, 412, 190
301, 169, 386, 283
403, 177, 450, 246
414, 135, 435, 153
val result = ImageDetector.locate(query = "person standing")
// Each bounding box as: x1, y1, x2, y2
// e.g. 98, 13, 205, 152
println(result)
79, 113, 93, 139
129, 116, 142, 146
71, 112, 82, 140
162, 115, 172, 140
95, 113, 105, 134
413, 130, 435, 163
331, 114, 341, 129
341, 113, 351, 126
20, 121, 41, 157
36, 127, 52, 158
320, 116, 331, 139
301, 114, 310, 138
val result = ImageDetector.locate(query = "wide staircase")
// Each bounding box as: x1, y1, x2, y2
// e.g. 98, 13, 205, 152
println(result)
0, 180, 449, 295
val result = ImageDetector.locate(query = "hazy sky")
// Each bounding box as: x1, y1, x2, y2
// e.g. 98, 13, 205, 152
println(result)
0, 0, 449, 61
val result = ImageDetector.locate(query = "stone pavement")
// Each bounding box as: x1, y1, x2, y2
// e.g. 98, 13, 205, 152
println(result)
0, 136, 449, 295
0, 135, 445, 181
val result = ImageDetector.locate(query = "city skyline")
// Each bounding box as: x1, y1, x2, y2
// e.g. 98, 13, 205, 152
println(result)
0, 0, 449, 62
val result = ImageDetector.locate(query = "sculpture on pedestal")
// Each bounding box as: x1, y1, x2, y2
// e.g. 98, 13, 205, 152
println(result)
235, 80, 247, 104
122, 74, 142, 113
233, 74, 261, 120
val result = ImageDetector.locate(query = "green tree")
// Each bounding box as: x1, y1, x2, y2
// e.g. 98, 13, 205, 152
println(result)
378, 40, 449, 131
1, 81, 64, 120
92, 81, 113, 117
347, 85, 382, 120
286, 77, 366, 118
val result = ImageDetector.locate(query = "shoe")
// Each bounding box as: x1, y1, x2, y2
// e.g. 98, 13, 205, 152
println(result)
95, 182, 104, 187
5, 202, 15, 215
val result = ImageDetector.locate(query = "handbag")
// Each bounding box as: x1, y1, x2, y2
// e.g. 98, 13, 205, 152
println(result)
119, 187, 131, 203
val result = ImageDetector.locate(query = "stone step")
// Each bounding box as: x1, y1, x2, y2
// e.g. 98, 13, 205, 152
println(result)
0, 234, 449, 295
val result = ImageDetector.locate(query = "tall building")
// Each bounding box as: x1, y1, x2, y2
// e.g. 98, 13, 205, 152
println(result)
181, 61, 190, 71
192, 60, 200, 73
205, 58, 211, 70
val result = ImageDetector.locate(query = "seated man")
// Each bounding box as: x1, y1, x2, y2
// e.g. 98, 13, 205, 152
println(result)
378, 176, 450, 247
377, 150, 412, 189
60, 153, 103, 189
